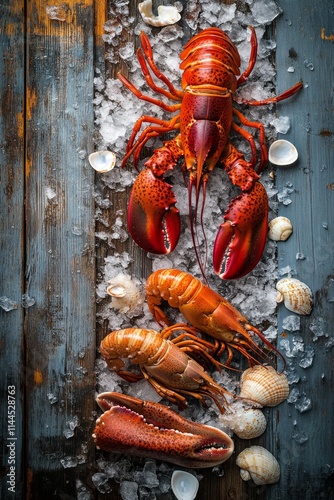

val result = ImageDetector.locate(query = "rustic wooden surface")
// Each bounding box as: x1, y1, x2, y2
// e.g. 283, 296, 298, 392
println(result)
1, 1, 333, 499
274, 1, 334, 498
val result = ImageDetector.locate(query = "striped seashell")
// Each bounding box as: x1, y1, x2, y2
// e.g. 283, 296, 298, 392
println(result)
239, 365, 289, 407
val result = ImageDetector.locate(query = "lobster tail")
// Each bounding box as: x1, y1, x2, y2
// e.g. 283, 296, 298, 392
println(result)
180, 28, 240, 90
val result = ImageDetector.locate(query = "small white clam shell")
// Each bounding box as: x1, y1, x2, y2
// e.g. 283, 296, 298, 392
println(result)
236, 446, 280, 485
276, 278, 313, 315
171, 471, 199, 500
88, 150, 116, 172
268, 140, 298, 166
139, 0, 181, 27
239, 365, 289, 407
106, 274, 143, 313
220, 407, 267, 439
268, 217, 293, 241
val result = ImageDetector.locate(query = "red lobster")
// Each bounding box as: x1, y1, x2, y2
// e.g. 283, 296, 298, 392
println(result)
118, 27, 302, 279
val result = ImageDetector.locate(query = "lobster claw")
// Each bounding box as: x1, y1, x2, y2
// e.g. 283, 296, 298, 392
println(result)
213, 177, 268, 280
127, 154, 181, 254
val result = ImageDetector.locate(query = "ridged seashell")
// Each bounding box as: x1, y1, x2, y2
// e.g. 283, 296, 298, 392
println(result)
220, 407, 267, 439
268, 140, 298, 166
171, 471, 199, 500
236, 446, 280, 485
268, 217, 293, 241
139, 0, 181, 27
106, 274, 143, 313
239, 365, 289, 407
88, 150, 116, 172
276, 278, 313, 315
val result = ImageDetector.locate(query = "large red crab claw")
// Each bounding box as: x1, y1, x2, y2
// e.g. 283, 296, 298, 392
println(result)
93, 392, 234, 468
213, 154, 269, 280
127, 148, 181, 254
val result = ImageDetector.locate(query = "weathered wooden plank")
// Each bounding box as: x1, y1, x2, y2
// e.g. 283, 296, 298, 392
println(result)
24, 1, 96, 497
273, 1, 334, 498
1, 0, 331, 498
95, 2, 333, 499
0, 2, 25, 499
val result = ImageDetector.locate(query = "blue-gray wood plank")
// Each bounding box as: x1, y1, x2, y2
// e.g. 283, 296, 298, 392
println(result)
274, 1, 334, 499
1, 1, 97, 498
1, 1, 333, 499
0, 3, 25, 499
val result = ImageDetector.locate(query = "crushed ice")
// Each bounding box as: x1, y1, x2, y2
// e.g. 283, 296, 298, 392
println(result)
86, 0, 318, 495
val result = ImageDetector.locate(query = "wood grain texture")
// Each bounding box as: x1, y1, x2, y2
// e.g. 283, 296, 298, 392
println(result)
274, 2, 334, 499
24, 0, 96, 496
1, 0, 97, 498
0, 2, 25, 499
1, 0, 333, 499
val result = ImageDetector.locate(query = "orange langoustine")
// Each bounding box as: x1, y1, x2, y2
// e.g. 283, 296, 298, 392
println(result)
100, 327, 234, 413
145, 268, 285, 369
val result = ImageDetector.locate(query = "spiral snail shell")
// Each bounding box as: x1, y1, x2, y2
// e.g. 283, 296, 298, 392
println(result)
236, 446, 280, 485
276, 278, 313, 315
268, 216, 293, 241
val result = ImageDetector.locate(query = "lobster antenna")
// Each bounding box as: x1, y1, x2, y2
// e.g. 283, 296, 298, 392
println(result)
199, 180, 209, 275
188, 180, 208, 283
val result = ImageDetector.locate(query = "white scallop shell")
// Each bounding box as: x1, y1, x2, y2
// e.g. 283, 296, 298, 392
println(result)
268, 217, 293, 241
88, 150, 116, 172
171, 471, 199, 500
268, 140, 298, 166
220, 407, 267, 439
276, 278, 313, 315
139, 0, 181, 27
239, 365, 289, 407
236, 446, 280, 485
106, 274, 143, 314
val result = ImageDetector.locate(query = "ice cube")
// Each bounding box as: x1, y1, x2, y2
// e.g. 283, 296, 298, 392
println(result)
119, 481, 139, 500
0, 296, 18, 311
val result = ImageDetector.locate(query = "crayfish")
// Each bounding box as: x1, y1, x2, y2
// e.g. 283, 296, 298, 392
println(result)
145, 268, 285, 369
100, 327, 233, 413
118, 27, 302, 280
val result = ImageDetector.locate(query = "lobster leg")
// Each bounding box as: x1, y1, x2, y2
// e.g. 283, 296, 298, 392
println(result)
232, 108, 268, 173
118, 32, 184, 168
137, 31, 184, 101
121, 114, 180, 169
213, 142, 268, 280
237, 26, 258, 87
118, 72, 181, 113
236, 81, 303, 107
